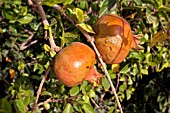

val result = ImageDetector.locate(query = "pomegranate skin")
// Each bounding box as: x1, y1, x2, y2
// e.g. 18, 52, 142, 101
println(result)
53, 42, 96, 87
93, 14, 133, 64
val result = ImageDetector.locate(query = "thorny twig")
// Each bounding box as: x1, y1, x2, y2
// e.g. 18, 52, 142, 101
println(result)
53, 4, 123, 113
31, 63, 51, 112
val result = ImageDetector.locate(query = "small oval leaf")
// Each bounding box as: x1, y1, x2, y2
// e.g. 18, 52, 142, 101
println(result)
69, 86, 80, 96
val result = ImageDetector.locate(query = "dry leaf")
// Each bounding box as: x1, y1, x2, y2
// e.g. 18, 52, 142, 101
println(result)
6, 57, 12, 62
111, 64, 120, 73
150, 30, 168, 47
9, 69, 16, 79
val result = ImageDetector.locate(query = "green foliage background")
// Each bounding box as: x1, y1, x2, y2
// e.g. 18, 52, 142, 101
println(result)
0, 0, 170, 113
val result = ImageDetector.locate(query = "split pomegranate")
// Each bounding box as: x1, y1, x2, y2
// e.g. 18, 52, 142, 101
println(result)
53, 42, 102, 87
93, 14, 134, 64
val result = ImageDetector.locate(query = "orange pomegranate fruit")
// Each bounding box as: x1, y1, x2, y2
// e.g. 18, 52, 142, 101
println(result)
93, 14, 136, 64
53, 42, 102, 87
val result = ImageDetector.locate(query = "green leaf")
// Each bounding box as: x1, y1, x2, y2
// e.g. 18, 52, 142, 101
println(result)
141, 69, 148, 75
0, 28, 3, 33
78, 23, 95, 34
159, 6, 170, 12
120, 64, 130, 73
80, 81, 88, 94
14, 100, 26, 113
157, 62, 170, 72
133, 0, 142, 5
126, 90, 132, 100
41, 91, 52, 96
44, 103, 50, 110
22, 96, 30, 107
99, 0, 117, 17
63, 0, 74, 5
0, 98, 12, 113
63, 103, 73, 113
41, 0, 65, 6
75, 8, 84, 23
17, 14, 34, 24
79, 0, 87, 10
102, 77, 110, 91
119, 83, 127, 92
33, 63, 38, 72
88, 89, 96, 98
69, 86, 80, 96
146, 14, 158, 27
82, 103, 95, 113
82, 95, 90, 104
64, 32, 80, 43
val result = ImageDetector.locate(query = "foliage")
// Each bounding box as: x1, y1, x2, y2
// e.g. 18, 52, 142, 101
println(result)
0, 0, 170, 113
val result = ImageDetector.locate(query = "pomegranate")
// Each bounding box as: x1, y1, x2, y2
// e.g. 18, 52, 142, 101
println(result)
53, 42, 102, 87
93, 14, 138, 64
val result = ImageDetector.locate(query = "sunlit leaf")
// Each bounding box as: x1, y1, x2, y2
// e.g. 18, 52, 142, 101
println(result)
141, 69, 148, 75
41, 91, 52, 96
44, 44, 51, 52
14, 100, 25, 113
150, 30, 168, 47
63, 103, 73, 113
75, 8, 84, 23
111, 64, 120, 73
50, 51, 56, 57
41, 0, 65, 6
119, 83, 127, 92
82, 103, 95, 113
78, 23, 95, 34
157, 62, 170, 72
69, 86, 80, 96
88, 89, 96, 98
63, 0, 74, 5
158, 6, 170, 12
120, 64, 130, 73
126, 90, 132, 100
44, 103, 50, 110
22, 96, 30, 107
17, 14, 34, 24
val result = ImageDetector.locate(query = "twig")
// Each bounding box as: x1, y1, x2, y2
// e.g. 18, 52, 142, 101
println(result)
90, 98, 103, 113
21, 40, 38, 50
31, 63, 51, 112
53, 4, 123, 113
20, 29, 37, 50
90, 98, 100, 109
33, 0, 60, 52
28, 0, 33, 6
116, 73, 120, 91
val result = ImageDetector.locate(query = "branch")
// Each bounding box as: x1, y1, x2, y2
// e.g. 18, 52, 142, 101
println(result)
31, 63, 51, 112
33, 0, 60, 52
20, 29, 37, 50
53, 4, 123, 113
